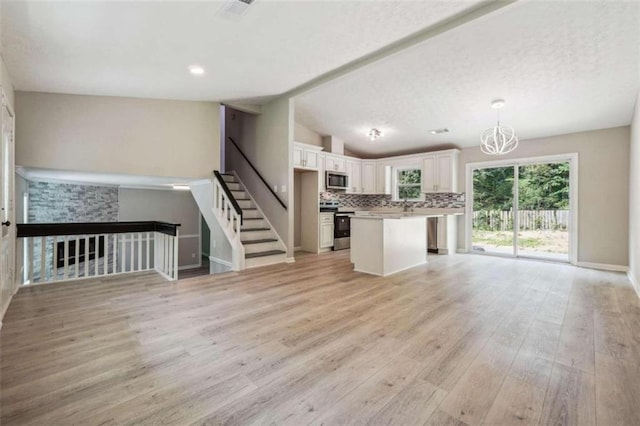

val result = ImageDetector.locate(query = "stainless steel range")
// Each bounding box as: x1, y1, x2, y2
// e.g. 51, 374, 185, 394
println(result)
319, 201, 354, 251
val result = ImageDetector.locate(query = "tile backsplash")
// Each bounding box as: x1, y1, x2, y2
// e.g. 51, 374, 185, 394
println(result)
320, 191, 465, 209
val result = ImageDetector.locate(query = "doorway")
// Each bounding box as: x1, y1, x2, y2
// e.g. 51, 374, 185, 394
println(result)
1, 95, 16, 316
466, 154, 577, 263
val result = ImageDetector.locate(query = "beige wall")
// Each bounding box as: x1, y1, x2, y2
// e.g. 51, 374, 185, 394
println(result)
118, 188, 201, 268
294, 122, 323, 147
458, 126, 630, 267
294, 172, 302, 247
629, 91, 640, 292
15, 92, 220, 179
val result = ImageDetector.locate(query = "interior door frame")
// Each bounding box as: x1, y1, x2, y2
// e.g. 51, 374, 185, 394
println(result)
0, 87, 16, 322
465, 153, 579, 265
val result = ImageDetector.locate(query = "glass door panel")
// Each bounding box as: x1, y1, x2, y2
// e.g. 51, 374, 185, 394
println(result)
517, 162, 570, 261
471, 166, 515, 256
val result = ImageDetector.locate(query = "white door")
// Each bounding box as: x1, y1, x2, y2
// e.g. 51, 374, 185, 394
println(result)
362, 162, 376, 194
1, 95, 16, 316
320, 223, 334, 248
436, 154, 453, 192
292, 146, 303, 167
304, 150, 318, 169
422, 156, 436, 193
351, 161, 362, 193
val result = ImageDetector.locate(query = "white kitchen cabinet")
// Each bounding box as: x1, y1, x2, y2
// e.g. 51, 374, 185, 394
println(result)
293, 145, 303, 168
422, 150, 459, 193
325, 155, 347, 173
317, 154, 326, 192
346, 159, 362, 194
362, 162, 377, 194
319, 213, 334, 249
293, 142, 323, 170
376, 164, 392, 195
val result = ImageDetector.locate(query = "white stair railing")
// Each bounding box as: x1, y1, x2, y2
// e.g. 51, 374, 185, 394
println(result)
17, 222, 180, 285
211, 173, 245, 270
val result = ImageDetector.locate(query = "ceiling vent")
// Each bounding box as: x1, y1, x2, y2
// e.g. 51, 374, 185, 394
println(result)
219, 0, 255, 18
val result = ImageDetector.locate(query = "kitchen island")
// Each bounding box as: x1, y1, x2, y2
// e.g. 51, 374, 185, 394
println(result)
350, 213, 438, 276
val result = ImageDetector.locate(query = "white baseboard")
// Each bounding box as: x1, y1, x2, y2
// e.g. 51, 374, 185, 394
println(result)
178, 263, 201, 271
576, 262, 629, 272
210, 256, 232, 267
294, 246, 303, 252
285, 257, 296, 263
628, 270, 640, 299
456, 249, 470, 254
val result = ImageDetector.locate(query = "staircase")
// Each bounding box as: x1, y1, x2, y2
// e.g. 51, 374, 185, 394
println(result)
220, 173, 287, 269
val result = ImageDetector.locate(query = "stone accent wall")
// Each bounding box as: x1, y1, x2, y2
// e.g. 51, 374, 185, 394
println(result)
28, 181, 118, 223
320, 191, 465, 209
28, 182, 119, 281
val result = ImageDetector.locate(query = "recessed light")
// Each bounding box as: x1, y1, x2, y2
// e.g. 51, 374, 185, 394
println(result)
188, 65, 205, 75
172, 185, 190, 191
429, 128, 449, 135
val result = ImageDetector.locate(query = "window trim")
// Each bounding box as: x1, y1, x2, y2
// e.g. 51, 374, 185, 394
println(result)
394, 167, 423, 202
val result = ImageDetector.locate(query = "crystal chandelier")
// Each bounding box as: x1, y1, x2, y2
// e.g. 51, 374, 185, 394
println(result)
480, 99, 518, 155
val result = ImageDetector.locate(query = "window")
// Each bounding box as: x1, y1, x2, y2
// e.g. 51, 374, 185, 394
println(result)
396, 168, 422, 201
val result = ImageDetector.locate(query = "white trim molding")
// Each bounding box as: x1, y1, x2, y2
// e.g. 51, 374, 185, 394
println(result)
465, 152, 579, 265
628, 270, 640, 299
210, 256, 232, 268
576, 262, 629, 272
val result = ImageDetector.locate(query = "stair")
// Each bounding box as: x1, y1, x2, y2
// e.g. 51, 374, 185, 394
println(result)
222, 173, 288, 269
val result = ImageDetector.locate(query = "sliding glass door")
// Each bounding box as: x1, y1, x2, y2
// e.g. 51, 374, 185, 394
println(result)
471, 166, 515, 256
470, 158, 573, 262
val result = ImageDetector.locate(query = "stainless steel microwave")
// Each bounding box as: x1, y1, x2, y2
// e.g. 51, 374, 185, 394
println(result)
326, 171, 349, 190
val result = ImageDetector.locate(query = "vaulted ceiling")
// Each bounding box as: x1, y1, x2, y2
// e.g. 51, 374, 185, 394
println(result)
295, 1, 640, 156
3, 1, 639, 157
1, 0, 483, 102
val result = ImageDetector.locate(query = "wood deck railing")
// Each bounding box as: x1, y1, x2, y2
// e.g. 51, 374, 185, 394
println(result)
16, 221, 180, 284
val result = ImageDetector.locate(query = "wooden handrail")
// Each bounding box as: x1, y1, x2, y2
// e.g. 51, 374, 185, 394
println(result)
16, 221, 181, 238
213, 171, 243, 225
227, 137, 287, 210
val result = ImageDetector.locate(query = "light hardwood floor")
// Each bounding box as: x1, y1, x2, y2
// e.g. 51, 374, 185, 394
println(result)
1, 251, 639, 425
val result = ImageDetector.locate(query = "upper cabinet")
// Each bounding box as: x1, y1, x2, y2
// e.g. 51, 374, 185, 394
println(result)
362, 161, 390, 195
376, 164, 392, 195
293, 142, 323, 170
346, 159, 362, 194
361, 162, 376, 194
422, 150, 459, 193
325, 154, 347, 173
292, 142, 459, 195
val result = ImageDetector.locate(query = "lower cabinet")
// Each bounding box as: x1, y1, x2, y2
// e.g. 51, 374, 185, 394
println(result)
319, 214, 334, 249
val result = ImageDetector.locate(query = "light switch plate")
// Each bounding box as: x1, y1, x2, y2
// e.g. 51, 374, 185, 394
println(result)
281, 185, 286, 193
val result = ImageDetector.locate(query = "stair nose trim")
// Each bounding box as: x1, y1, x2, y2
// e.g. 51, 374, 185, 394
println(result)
245, 250, 286, 259
242, 238, 279, 245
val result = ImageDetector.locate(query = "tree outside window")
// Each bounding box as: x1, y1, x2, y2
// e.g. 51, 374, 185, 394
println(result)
397, 169, 422, 201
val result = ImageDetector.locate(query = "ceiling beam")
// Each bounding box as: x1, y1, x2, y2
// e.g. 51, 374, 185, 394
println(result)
284, 0, 519, 100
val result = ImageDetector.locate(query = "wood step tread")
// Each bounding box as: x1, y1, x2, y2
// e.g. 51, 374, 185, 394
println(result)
241, 228, 271, 232
242, 239, 279, 245
243, 217, 264, 221
245, 250, 286, 259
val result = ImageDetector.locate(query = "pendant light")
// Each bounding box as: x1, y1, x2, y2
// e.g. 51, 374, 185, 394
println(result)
480, 99, 518, 155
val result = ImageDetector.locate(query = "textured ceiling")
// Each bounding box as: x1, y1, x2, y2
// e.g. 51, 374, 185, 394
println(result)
295, 1, 640, 156
1, 0, 483, 101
